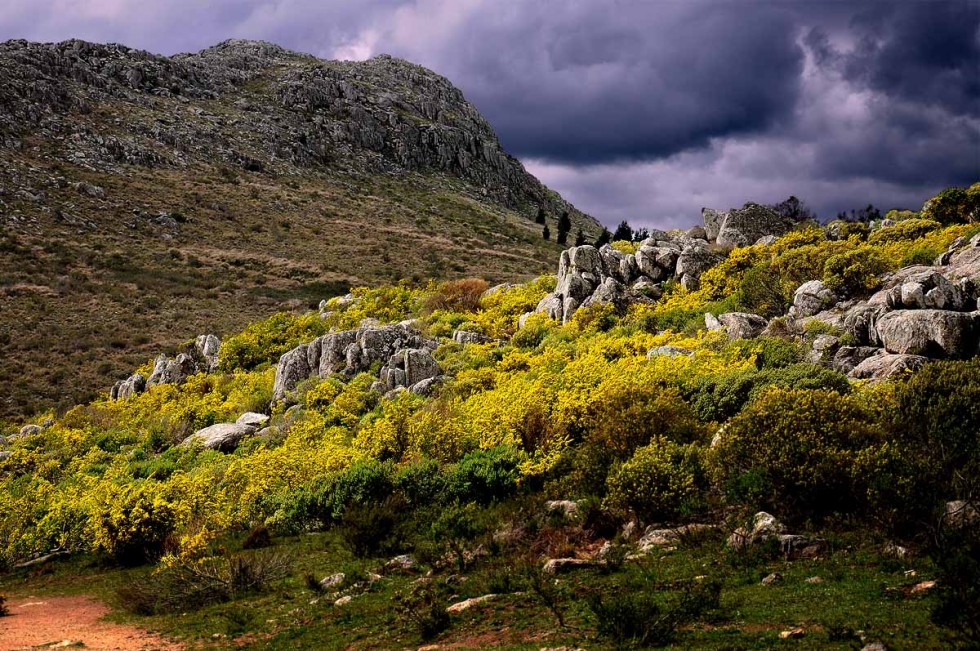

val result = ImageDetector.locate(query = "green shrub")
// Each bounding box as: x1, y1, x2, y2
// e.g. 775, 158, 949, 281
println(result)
885, 360, 980, 518
393, 459, 447, 507
604, 439, 706, 523
338, 495, 408, 558
712, 388, 880, 519
586, 385, 705, 460
324, 459, 394, 521
868, 218, 942, 245
823, 247, 889, 297
687, 363, 851, 423
922, 185, 980, 225
446, 446, 520, 504
735, 264, 790, 318
396, 579, 452, 641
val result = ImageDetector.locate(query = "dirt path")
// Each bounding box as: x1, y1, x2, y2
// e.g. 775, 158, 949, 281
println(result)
0, 595, 184, 650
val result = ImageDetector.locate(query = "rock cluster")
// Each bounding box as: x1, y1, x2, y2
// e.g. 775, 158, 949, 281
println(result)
531, 233, 721, 324
110, 334, 222, 400
793, 238, 980, 381
271, 323, 440, 404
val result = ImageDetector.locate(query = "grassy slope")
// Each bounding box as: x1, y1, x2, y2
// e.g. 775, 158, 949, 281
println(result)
0, 526, 947, 650
0, 154, 567, 420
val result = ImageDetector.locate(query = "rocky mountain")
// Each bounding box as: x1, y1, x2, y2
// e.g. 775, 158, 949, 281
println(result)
0, 38, 600, 419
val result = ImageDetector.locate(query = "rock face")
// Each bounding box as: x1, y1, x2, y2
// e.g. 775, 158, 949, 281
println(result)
715, 203, 793, 248
848, 352, 928, 381
790, 281, 837, 319
110, 373, 146, 400
376, 347, 442, 395
0, 39, 594, 225
181, 422, 256, 452
110, 334, 221, 400
875, 310, 979, 358
272, 323, 437, 403
701, 208, 727, 240
707, 312, 769, 340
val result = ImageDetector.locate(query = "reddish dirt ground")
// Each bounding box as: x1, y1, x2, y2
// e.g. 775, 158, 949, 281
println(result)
0, 595, 184, 650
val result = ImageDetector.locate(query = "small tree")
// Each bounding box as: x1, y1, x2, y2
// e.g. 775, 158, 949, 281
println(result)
769, 196, 816, 223
543, 224, 551, 240
612, 220, 633, 242
574, 229, 586, 246
633, 227, 650, 242
557, 211, 572, 244
535, 207, 546, 225
594, 228, 612, 248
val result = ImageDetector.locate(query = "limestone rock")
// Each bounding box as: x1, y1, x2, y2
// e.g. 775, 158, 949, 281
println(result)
676, 244, 722, 291
848, 352, 928, 382
686, 225, 708, 240
181, 422, 255, 452
790, 280, 837, 319
111, 373, 146, 400
716, 203, 793, 248
319, 573, 345, 590
271, 344, 311, 403
544, 500, 581, 518
18, 424, 42, 438
195, 334, 221, 371
408, 375, 446, 397
717, 312, 768, 339
647, 345, 693, 359
147, 353, 197, 387
236, 412, 269, 428
830, 346, 882, 374
728, 512, 785, 550
542, 558, 600, 574
875, 309, 979, 358
446, 594, 498, 613
701, 207, 727, 240
452, 330, 495, 345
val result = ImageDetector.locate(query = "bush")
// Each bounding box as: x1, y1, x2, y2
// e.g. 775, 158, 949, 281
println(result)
90, 480, 183, 565
324, 460, 394, 522
922, 184, 980, 225
117, 550, 292, 615
393, 459, 447, 507
242, 524, 272, 550
0, 594, 7, 617
712, 388, 880, 519
219, 312, 329, 372
446, 446, 520, 504
687, 363, 851, 423
396, 579, 452, 641
338, 495, 408, 558
586, 385, 705, 460
931, 521, 980, 645
604, 439, 706, 523
422, 278, 489, 314
822, 247, 889, 297
882, 359, 980, 522
735, 264, 790, 318
868, 218, 942, 245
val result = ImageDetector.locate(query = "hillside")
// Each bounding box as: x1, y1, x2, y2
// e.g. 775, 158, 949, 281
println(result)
0, 38, 600, 419
1, 184, 978, 649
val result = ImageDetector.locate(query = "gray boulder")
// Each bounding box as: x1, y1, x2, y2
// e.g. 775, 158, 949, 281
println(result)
408, 376, 446, 397
717, 312, 769, 339
848, 352, 928, 382
806, 334, 840, 364
236, 412, 270, 428
181, 422, 255, 452
271, 344, 312, 403
875, 310, 979, 358
880, 271, 970, 311
147, 353, 197, 387
676, 244, 722, 291
701, 207, 727, 240
754, 235, 779, 246
111, 373, 146, 400
18, 424, 42, 438
452, 330, 495, 345
378, 347, 441, 393
686, 225, 708, 240
716, 203, 793, 248
790, 280, 837, 319
195, 334, 221, 371
581, 277, 633, 311
647, 345, 693, 359
830, 346, 882, 374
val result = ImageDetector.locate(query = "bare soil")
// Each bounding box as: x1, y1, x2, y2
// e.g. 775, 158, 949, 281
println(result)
0, 595, 183, 651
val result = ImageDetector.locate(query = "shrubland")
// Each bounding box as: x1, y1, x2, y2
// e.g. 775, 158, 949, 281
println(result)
2, 185, 979, 648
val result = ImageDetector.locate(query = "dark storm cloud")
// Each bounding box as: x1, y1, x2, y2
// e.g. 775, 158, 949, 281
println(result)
0, 0, 976, 228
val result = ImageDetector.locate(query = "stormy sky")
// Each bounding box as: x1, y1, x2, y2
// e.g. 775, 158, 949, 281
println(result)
1, 1, 978, 229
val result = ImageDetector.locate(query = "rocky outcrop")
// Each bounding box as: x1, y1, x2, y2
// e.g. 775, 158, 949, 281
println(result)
110, 373, 146, 400
375, 347, 443, 395
272, 323, 437, 403
847, 352, 928, 382
452, 330, 496, 345
701, 208, 726, 240
789, 280, 837, 319
714, 203, 794, 248
180, 422, 256, 452
875, 310, 979, 358
110, 334, 222, 400
706, 312, 769, 340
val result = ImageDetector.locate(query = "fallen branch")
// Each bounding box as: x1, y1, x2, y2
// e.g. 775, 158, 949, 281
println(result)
14, 549, 70, 569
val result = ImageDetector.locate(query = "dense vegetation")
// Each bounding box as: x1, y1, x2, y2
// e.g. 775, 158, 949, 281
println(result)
2, 185, 979, 648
